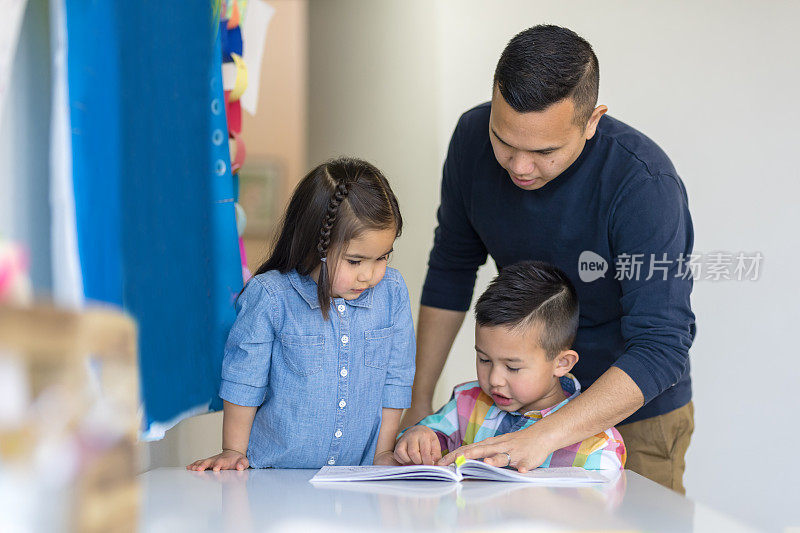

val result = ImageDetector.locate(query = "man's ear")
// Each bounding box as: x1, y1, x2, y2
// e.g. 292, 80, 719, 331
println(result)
584, 105, 607, 140
553, 349, 579, 377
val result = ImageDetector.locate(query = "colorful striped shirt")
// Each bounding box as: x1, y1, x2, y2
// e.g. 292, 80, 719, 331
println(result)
414, 374, 626, 470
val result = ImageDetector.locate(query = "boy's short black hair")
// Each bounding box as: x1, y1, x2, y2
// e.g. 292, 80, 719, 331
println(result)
475, 261, 579, 360
493, 24, 599, 126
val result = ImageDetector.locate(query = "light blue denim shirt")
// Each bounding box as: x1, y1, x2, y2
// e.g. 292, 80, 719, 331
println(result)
219, 267, 416, 468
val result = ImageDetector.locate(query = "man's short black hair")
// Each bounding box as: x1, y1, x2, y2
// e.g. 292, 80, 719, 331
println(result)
475, 261, 579, 360
493, 24, 599, 126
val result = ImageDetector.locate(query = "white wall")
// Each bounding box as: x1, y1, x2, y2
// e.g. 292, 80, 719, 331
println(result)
0, 0, 52, 290
308, 1, 800, 530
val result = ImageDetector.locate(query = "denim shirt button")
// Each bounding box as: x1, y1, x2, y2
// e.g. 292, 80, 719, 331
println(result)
337, 304, 346, 314
341, 335, 349, 344
340, 367, 348, 377
335, 429, 342, 438
328, 458, 335, 465
339, 399, 346, 409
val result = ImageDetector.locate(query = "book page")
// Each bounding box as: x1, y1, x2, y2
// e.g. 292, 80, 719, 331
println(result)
309, 465, 458, 483
458, 461, 608, 484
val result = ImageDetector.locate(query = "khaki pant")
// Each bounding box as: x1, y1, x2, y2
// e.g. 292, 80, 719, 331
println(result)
616, 401, 694, 495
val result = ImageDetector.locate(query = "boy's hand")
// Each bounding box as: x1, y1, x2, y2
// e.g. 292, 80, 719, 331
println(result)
187, 449, 249, 472
393, 425, 441, 465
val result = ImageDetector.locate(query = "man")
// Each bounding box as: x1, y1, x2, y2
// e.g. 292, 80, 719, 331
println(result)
401, 25, 695, 493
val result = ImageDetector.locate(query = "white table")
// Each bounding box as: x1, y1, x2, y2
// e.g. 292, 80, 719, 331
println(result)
139, 468, 755, 532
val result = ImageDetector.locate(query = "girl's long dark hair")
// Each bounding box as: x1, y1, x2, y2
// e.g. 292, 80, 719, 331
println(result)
251, 157, 402, 319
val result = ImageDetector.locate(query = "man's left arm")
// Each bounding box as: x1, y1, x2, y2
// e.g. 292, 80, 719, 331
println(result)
608, 174, 695, 404
439, 174, 694, 471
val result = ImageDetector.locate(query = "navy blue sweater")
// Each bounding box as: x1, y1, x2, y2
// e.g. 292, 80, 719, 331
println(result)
421, 103, 695, 423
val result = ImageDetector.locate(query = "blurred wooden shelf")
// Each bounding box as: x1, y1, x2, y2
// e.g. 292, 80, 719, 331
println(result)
0, 304, 140, 533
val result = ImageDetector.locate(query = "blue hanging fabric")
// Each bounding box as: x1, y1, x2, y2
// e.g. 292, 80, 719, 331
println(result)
64, 1, 122, 305
64, 2, 243, 438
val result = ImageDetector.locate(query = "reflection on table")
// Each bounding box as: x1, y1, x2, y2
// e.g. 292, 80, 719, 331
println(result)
140, 467, 753, 532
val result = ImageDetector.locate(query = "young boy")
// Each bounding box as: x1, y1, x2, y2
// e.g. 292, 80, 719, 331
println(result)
394, 261, 626, 470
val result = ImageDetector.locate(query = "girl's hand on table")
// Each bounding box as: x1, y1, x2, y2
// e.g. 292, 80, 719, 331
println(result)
187, 449, 249, 472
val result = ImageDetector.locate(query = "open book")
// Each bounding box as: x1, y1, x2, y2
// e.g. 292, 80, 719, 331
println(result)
310, 460, 609, 484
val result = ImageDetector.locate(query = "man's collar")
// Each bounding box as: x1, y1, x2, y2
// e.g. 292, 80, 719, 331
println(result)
288, 269, 374, 309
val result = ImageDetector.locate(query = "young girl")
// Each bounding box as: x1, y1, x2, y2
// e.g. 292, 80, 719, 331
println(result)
187, 157, 414, 470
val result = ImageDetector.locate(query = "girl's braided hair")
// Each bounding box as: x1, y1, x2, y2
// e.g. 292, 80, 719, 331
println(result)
315, 179, 351, 313
251, 157, 402, 319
